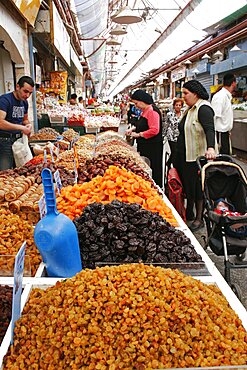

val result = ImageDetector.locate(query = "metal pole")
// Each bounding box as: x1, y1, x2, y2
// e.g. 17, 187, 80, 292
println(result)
28, 33, 38, 132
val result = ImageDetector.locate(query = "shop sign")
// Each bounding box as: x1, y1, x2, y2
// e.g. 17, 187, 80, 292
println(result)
171, 66, 186, 82
35, 65, 41, 85
11, 0, 41, 27
52, 2, 70, 66
50, 71, 68, 104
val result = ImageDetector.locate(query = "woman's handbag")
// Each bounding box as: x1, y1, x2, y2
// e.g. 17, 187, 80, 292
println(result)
167, 167, 186, 222
12, 134, 33, 167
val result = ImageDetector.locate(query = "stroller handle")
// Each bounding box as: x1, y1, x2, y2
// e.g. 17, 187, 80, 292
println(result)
196, 154, 233, 171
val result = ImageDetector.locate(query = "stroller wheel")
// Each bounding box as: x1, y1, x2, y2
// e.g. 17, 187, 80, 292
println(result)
235, 250, 246, 262
230, 283, 242, 301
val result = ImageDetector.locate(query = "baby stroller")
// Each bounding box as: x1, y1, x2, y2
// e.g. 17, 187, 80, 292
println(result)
197, 155, 247, 299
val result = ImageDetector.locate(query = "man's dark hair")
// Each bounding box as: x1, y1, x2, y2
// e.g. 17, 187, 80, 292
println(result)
71, 93, 77, 99
223, 73, 236, 87
17, 76, 35, 88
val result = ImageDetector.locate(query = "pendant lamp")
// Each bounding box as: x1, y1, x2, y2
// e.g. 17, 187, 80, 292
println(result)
183, 59, 192, 65
230, 45, 241, 52
111, 6, 142, 24
213, 50, 223, 57
106, 38, 121, 46
110, 25, 127, 36
201, 53, 211, 60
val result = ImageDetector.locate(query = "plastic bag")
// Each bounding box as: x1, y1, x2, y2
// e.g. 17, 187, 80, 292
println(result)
12, 134, 33, 167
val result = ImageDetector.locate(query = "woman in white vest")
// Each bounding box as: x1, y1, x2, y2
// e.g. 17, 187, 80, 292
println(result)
175, 80, 217, 232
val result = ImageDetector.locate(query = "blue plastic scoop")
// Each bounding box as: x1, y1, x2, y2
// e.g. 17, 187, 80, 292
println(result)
34, 168, 82, 277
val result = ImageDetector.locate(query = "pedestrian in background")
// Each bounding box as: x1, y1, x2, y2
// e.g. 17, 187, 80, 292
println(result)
0, 75, 34, 170
165, 97, 184, 169
211, 73, 236, 155
125, 89, 163, 187
69, 93, 78, 105
175, 80, 217, 231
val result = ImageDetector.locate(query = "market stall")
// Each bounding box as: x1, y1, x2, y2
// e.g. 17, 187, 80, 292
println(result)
232, 107, 247, 157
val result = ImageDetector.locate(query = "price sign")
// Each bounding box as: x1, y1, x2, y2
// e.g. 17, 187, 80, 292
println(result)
38, 194, 47, 219
74, 158, 78, 184
43, 149, 47, 164
49, 147, 54, 163
11, 242, 26, 344
54, 169, 62, 194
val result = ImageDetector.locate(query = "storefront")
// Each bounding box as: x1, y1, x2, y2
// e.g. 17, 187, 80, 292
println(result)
186, 60, 213, 97
0, 2, 32, 93
171, 66, 186, 98
210, 41, 247, 155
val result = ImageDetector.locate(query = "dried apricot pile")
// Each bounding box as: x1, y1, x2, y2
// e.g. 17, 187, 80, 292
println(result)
4, 264, 247, 369
57, 165, 177, 226
0, 208, 42, 276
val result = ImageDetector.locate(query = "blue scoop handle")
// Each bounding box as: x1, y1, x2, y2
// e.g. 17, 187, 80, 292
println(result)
41, 168, 59, 215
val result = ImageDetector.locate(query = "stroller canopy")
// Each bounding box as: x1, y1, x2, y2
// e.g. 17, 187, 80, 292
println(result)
201, 161, 247, 213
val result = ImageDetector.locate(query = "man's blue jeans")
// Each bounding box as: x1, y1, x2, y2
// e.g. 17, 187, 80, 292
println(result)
0, 137, 15, 170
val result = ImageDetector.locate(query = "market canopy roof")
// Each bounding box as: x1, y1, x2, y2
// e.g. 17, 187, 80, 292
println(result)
74, 0, 247, 98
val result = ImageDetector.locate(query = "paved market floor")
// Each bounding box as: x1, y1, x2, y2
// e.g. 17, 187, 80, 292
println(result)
118, 121, 247, 310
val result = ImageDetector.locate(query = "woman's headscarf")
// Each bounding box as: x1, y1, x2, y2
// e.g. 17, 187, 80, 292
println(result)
183, 80, 209, 100
131, 89, 154, 104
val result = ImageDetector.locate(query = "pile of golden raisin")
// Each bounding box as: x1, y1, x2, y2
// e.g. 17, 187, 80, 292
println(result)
4, 264, 247, 369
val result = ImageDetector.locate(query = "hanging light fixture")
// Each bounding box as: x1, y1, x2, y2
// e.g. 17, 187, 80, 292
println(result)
192, 68, 200, 74
213, 50, 223, 57
201, 53, 211, 60
111, 6, 142, 24
106, 37, 121, 46
110, 25, 127, 36
230, 45, 241, 52
183, 59, 192, 65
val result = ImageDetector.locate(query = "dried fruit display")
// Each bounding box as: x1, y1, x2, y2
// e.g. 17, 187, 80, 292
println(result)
62, 128, 79, 142
29, 127, 60, 141
95, 142, 150, 172
4, 264, 247, 368
56, 148, 93, 171
0, 285, 12, 345
77, 154, 155, 186
0, 176, 35, 202
0, 162, 75, 187
57, 165, 177, 226
0, 209, 42, 276
75, 200, 202, 268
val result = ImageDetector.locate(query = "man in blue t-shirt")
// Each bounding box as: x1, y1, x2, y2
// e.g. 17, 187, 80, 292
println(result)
0, 75, 34, 170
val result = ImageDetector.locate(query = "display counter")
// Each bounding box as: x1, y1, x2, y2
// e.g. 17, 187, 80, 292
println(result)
232, 110, 247, 156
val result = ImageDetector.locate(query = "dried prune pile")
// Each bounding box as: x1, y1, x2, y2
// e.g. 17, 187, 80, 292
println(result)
0, 285, 13, 345
74, 200, 202, 268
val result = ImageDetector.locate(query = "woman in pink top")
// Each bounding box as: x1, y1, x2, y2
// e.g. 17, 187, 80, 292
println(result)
125, 89, 163, 187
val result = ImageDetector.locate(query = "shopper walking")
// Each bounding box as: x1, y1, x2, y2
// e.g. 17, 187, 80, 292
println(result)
125, 89, 163, 187
211, 73, 236, 155
0, 75, 34, 170
165, 97, 184, 169
175, 80, 217, 231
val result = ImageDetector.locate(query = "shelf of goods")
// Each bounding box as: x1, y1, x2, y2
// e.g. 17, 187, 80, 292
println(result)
0, 133, 246, 368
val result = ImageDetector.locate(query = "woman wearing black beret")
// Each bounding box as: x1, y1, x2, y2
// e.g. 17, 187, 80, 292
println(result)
175, 80, 217, 231
125, 89, 163, 187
